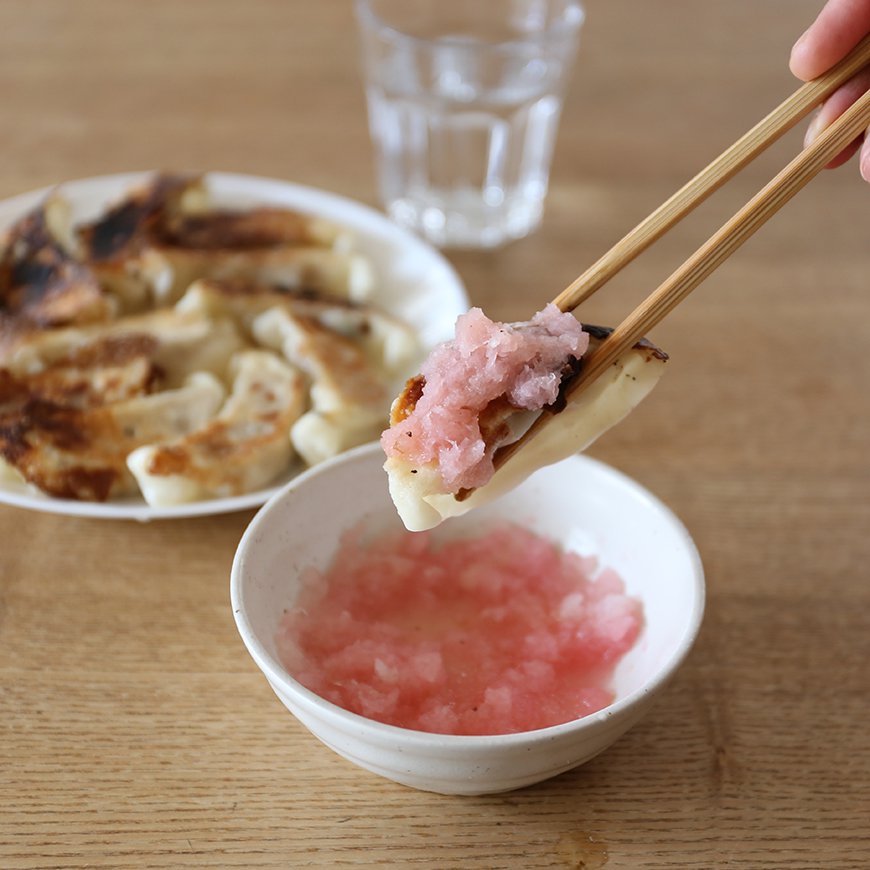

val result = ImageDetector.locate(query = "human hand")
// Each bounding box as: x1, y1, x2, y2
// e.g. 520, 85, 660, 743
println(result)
790, 0, 870, 181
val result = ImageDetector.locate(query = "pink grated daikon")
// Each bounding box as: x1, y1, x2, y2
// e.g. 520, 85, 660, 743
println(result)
276, 522, 642, 736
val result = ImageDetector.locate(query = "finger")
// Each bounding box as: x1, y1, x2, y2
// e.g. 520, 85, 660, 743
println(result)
860, 129, 870, 180
804, 67, 870, 166
819, 134, 863, 168
790, 0, 870, 80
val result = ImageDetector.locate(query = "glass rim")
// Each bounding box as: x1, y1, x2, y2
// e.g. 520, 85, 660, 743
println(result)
354, 0, 585, 52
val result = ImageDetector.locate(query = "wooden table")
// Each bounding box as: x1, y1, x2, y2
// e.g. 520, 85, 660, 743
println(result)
2, 2, 868, 867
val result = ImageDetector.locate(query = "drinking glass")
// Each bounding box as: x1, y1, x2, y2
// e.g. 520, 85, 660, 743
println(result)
355, 0, 584, 249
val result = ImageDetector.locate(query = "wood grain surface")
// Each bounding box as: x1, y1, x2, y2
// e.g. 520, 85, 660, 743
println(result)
1, 2, 868, 868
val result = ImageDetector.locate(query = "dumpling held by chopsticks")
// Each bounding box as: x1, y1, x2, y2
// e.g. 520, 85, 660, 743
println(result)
381, 304, 667, 531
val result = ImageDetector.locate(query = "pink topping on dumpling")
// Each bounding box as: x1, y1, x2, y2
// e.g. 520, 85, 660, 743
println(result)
381, 304, 589, 492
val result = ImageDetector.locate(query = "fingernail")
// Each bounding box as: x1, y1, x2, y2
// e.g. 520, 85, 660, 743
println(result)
804, 111, 823, 147
861, 146, 870, 183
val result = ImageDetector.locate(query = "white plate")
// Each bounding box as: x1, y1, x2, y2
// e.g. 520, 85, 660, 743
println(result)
0, 172, 469, 521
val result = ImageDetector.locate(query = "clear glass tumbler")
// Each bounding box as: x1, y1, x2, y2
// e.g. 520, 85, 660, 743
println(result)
355, 0, 584, 249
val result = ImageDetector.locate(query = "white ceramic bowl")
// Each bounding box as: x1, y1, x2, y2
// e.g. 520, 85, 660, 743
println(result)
231, 443, 705, 795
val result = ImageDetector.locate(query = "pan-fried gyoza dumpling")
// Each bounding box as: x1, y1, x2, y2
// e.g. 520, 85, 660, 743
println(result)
1, 307, 246, 387
0, 372, 225, 501
0, 333, 161, 410
381, 307, 668, 532
160, 247, 373, 307
251, 308, 390, 466
77, 174, 373, 308
127, 350, 307, 505
175, 279, 419, 377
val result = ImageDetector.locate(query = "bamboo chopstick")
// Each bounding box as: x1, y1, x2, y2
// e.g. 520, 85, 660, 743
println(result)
488, 64, 870, 479
553, 33, 870, 314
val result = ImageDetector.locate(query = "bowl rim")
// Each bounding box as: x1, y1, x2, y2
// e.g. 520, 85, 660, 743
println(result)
230, 442, 705, 746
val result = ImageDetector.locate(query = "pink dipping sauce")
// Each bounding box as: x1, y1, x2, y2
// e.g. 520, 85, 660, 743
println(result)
277, 523, 643, 736
381, 304, 589, 492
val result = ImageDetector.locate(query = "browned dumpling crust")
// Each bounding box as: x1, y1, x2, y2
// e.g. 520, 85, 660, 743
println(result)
0, 174, 420, 504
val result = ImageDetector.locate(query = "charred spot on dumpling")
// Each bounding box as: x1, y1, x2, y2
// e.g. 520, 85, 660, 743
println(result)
83, 200, 154, 261
159, 209, 322, 250
0, 397, 89, 461
391, 374, 426, 426
78, 173, 197, 261
39, 465, 119, 502
0, 204, 110, 329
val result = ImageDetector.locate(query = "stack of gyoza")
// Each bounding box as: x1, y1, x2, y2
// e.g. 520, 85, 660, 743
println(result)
0, 174, 419, 505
